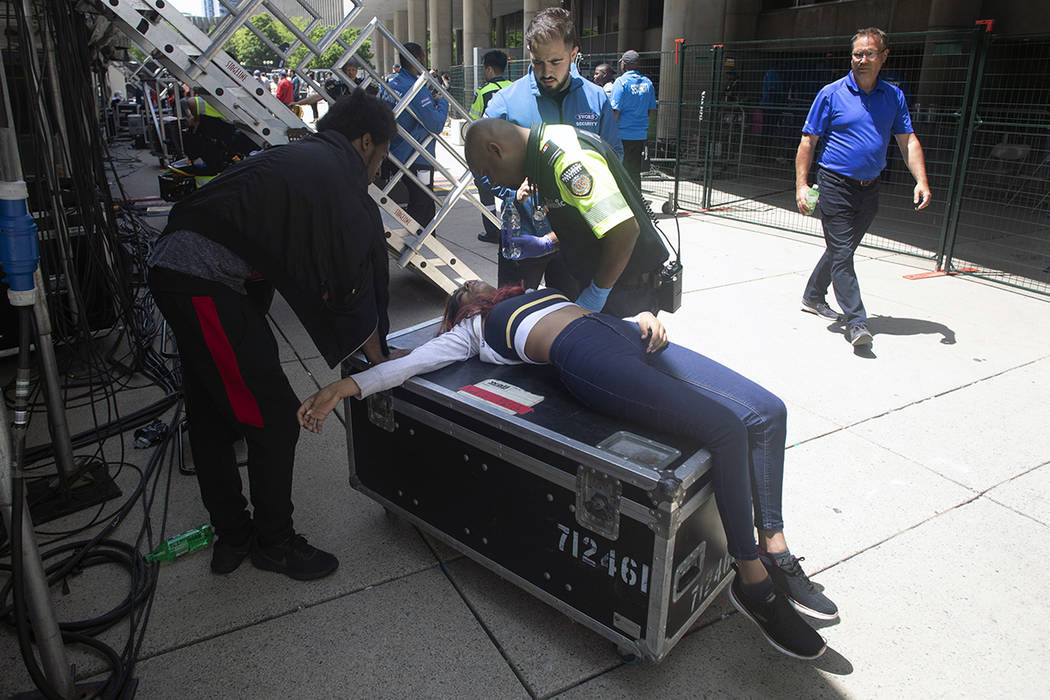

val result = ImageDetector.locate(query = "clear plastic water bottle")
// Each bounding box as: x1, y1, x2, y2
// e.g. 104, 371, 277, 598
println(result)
804, 184, 819, 216
145, 524, 214, 564
500, 197, 522, 260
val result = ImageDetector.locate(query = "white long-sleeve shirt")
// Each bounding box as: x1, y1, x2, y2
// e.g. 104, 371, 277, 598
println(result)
352, 316, 521, 399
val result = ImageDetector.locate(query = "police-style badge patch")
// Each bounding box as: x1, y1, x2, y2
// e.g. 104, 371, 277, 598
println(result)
560, 161, 593, 198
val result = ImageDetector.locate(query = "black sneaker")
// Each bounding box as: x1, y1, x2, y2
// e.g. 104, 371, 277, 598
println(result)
477, 231, 499, 243
211, 535, 252, 574
251, 533, 339, 581
728, 571, 826, 660
760, 553, 839, 621
800, 299, 842, 321
848, 324, 873, 346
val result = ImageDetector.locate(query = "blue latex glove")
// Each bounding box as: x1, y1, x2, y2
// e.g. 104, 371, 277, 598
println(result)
575, 281, 612, 312
516, 231, 556, 258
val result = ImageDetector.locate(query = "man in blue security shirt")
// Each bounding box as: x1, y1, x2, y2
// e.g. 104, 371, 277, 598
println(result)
610, 50, 657, 192
483, 6, 622, 294
384, 41, 449, 229
796, 27, 930, 348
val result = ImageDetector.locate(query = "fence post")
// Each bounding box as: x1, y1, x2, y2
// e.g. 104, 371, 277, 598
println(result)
702, 44, 724, 210
938, 26, 991, 271
673, 43, 687, 213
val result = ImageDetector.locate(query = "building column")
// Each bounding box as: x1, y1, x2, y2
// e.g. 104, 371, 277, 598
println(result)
394, 9, 408, 44
378, 14, 393, 73
463, 0, 492, 64
374, 17, 384, 73
408, 0, 427, 47
617, 0, 646, 54
429, 0, 453, 71
657, 0, 726, 138
523, 0, 561, 36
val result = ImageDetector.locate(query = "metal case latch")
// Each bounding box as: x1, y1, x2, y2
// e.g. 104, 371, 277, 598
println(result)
576, 466, 622, 540
366, 391, 396, 432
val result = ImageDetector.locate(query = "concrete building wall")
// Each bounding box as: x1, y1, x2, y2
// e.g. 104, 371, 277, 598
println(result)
755, 0, 1050, 41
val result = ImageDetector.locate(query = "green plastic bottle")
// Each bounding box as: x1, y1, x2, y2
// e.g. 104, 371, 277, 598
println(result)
145, 524, 214, 563
804, 184, 819, 216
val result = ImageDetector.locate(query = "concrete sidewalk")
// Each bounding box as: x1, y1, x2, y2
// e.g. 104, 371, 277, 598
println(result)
2, 144, 1049, 698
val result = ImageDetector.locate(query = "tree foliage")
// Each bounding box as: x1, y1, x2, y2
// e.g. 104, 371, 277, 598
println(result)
224, 14, 373, 71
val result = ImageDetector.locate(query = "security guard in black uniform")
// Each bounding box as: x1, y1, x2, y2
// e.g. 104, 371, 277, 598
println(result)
465, 118, 672, 318
471, 50, 514, 243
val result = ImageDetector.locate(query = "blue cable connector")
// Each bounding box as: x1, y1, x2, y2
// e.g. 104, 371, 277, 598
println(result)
0, 181, 40, 293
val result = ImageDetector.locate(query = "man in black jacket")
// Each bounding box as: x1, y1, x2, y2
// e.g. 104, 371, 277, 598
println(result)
148, 89, 399, 581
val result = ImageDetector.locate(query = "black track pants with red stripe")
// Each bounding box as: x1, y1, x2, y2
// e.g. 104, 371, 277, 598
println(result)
149, 267, 299, 547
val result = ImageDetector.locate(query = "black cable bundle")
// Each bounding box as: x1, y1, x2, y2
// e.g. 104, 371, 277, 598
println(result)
2, 2, 193, 697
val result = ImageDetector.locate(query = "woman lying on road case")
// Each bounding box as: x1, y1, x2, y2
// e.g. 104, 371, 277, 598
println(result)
298, 282, 838, 660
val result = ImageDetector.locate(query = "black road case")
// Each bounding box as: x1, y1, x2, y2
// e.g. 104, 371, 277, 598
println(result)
343, 320, 733, 661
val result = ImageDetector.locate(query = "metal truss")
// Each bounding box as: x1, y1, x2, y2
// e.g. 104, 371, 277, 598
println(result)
87, 0, 496, 295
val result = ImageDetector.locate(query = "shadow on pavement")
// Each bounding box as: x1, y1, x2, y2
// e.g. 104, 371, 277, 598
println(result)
812, 646, 855, 675
867, 315, 957, 344
825, 315, 956, 357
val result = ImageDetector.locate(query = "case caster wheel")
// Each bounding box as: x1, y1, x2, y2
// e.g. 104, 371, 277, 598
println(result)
615, 644, 640, 664
661, 200, 676, 215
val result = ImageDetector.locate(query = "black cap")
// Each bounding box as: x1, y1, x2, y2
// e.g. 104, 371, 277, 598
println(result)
620, 50, 640, 66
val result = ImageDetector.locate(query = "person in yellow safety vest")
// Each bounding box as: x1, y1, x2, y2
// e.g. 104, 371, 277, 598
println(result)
466, 118, 671, 318
179, 96, 256, 187
471, 50, 514, 244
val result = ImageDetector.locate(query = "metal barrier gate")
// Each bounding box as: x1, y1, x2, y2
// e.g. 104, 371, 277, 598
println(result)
91, 0, 497, 294
665, 29, 1050, 297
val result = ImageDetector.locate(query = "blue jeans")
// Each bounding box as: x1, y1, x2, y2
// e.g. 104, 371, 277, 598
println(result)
803, 168, 881, 328
549, 314, 787, 561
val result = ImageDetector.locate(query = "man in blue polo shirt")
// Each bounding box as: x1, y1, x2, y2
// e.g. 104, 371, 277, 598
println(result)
610, 50, 657, 192
796, 27, 930, 347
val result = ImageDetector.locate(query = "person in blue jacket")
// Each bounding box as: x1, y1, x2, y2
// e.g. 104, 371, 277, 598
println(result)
482, 6, 622, 294
384, 42, 449, 230
484, 10, 621, 158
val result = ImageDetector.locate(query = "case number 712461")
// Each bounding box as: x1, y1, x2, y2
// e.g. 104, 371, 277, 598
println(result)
556, 523, 649, 594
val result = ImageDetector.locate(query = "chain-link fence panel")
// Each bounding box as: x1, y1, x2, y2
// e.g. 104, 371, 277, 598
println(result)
944, 33, 1050, 295
673, 31, 977, 263
574, 51, 680, 204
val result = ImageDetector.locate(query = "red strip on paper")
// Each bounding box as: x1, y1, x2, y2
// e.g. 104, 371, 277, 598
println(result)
458, 384, 534, 414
